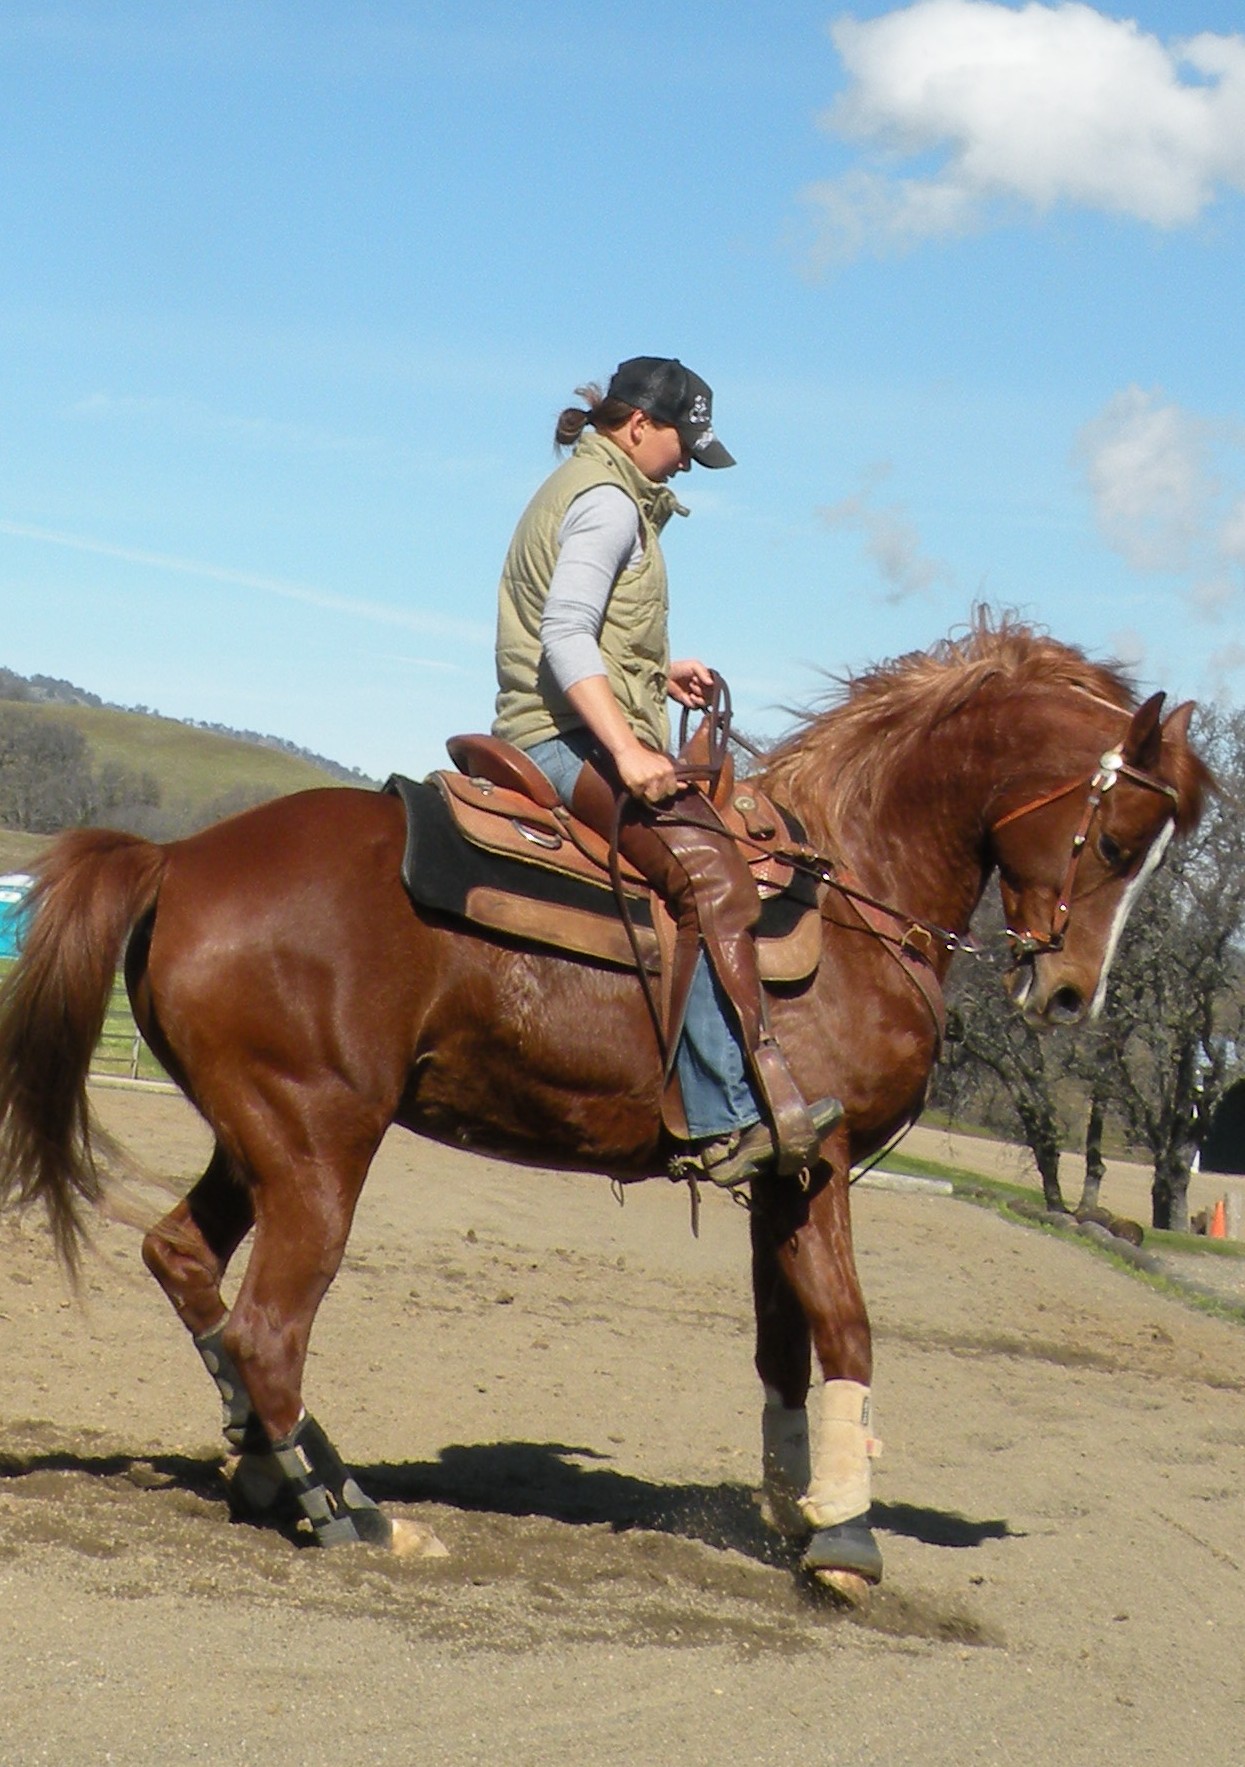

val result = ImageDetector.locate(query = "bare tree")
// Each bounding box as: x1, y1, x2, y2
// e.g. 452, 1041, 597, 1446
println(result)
0, 707, 163, 836
933, 897, 1069, 1210
0, 709, 96, 832
1088, 705, 1245, 1230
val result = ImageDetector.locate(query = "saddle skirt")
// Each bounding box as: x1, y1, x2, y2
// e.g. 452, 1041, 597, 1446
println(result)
384, 734, 823, 984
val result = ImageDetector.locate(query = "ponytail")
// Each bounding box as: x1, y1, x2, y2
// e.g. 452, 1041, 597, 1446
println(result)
553, 383, 635, 452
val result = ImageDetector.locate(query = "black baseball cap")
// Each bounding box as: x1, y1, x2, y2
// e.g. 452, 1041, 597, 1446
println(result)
606, 356, 735, 469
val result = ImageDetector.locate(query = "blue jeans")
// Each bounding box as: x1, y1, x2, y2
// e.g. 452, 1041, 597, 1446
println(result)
524, 733, 760, 1139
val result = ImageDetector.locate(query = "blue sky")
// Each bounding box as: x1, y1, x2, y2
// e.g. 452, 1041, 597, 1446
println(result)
3, 1, 1245, 780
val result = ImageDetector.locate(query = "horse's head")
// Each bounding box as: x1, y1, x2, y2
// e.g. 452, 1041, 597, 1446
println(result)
990, 693, 1206, 1027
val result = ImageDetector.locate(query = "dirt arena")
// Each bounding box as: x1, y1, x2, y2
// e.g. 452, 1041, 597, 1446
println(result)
3, 1086, 1245, 1766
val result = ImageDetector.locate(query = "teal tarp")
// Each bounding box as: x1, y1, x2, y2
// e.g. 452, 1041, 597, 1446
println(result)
0, 874, 32, 959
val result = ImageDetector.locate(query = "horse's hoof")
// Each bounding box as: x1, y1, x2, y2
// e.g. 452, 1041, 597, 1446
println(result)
389, 1516, 450, 1560
802, 1515, 884, 1585
813, 1567, 873, 1609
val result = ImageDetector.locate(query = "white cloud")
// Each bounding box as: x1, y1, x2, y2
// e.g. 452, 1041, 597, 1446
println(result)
819, 464, 952, 601
1076, 387, 1213, 574
1190, 574, 1237, 619
1077, 387, 1245, 618
1220, 492, 1245, 564
1208, 641, 1245, 688
807, 2, 1245, 256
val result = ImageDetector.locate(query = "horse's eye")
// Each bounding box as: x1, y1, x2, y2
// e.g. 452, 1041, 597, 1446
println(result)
1096, 832, 1125, 867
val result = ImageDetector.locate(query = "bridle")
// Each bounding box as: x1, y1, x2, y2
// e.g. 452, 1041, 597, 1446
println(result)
988, 746, 1179, 959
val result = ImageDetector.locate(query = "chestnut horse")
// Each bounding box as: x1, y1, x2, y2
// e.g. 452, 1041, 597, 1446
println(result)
0, 620, 1207, 1593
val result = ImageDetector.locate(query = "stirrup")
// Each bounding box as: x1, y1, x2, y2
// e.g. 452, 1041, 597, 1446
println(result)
669, 1096, 843, 1191
785, 1093, 845, 1170
753, 1042, 838, 1175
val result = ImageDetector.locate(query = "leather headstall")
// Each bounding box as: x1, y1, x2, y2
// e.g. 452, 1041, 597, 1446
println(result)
989, 746, 1179, 958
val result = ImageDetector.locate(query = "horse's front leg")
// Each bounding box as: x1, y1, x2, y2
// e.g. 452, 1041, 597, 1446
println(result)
750, 1184, 813, 1537
751, 1152, 883, 1595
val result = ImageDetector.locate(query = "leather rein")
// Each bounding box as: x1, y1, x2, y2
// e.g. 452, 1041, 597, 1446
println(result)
685, 681, 1181, 972
609, 677, 1180, 1044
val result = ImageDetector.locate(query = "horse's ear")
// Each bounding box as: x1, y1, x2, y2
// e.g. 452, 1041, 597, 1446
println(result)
1161, 699, 1196, 749
1121, 691, 1166, 771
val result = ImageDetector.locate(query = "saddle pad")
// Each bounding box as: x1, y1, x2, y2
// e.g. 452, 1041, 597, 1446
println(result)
383, 774, 823, 980
384, 775, 655, 969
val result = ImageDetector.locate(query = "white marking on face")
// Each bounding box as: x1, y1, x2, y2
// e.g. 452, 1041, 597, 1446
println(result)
1089, 819, 1175, 1018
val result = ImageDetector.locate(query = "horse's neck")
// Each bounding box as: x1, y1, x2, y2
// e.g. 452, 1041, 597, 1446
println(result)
846, 760, 986, 945
789, 695, 1061, 947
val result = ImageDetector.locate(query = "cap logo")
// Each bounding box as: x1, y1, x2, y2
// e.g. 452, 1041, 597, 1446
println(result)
692, 428, 716, 452
687, 392, 710, 428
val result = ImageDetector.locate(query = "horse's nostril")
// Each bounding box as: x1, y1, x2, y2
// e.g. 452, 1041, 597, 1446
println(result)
1047, 985, 1084, 1024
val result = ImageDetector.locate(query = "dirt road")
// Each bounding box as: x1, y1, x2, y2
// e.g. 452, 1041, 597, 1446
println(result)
2, 1086, 1244, 1765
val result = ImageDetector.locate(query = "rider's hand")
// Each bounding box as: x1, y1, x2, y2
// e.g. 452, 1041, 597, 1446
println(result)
667, 658, 714, 710
616, 742, 679, 804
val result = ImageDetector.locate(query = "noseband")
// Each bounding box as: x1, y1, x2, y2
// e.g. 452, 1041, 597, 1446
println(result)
989, 748, 1179, 959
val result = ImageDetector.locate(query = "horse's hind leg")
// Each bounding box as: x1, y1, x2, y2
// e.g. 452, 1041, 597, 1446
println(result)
141, 1147, 271, 1475
751, 1154, 883, 1597
142, 1144, 253, 1337
143, 1144, 257, 1439
142, 1119, 414, 1553
198, 1095, 438, 1554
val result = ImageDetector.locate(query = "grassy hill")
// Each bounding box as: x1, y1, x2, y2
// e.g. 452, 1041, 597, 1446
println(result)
0, 705, 369, 1073
15, 700, 350, 808
7, 696, 356, 848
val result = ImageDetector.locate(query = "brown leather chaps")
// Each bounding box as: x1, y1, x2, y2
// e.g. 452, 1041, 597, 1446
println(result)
570, 758, 816, 1171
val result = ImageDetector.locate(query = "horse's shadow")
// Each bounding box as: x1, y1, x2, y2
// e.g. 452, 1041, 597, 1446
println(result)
0, 1439, 1016, 1565
358, 1440, 1016, 1563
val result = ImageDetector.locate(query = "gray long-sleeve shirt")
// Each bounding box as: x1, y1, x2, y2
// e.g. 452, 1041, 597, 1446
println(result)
539, 484, 643, 693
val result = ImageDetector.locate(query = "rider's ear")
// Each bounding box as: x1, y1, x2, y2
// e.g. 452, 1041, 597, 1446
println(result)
1122, 691, 1166, 771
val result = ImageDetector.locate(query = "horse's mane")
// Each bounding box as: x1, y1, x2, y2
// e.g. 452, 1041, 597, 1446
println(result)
757, 611, 1152, 844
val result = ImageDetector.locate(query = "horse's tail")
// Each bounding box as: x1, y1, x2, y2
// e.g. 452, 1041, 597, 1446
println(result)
0, 828, 168, 1269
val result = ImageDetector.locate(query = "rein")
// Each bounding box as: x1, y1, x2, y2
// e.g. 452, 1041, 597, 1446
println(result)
606, 681, 1181, 1046
737, 713, 1180, 967
688, 677, 976, 962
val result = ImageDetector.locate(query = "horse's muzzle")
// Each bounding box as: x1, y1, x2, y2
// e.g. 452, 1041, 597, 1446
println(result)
1006, 960, 1088, 1027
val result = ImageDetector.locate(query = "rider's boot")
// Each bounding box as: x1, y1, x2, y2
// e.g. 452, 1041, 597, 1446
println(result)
572, 764, 840, 1177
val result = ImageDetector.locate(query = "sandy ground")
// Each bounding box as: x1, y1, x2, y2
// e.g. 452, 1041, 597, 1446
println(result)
3, 1087, 1245, 1766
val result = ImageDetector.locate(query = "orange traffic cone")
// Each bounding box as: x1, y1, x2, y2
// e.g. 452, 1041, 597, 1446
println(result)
1210, 1198, 1227, 1239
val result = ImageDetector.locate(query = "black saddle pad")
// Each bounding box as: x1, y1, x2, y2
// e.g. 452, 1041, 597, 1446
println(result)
383, 774, 654, 930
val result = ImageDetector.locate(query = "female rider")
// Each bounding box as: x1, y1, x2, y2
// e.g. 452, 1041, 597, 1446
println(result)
493, 356, 838, 1186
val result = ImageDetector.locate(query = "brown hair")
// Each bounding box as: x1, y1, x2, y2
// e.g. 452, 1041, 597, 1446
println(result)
553, 382, 635, 451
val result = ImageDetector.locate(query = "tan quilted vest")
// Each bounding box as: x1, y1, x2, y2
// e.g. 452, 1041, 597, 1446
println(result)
493, 431, 684, 753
